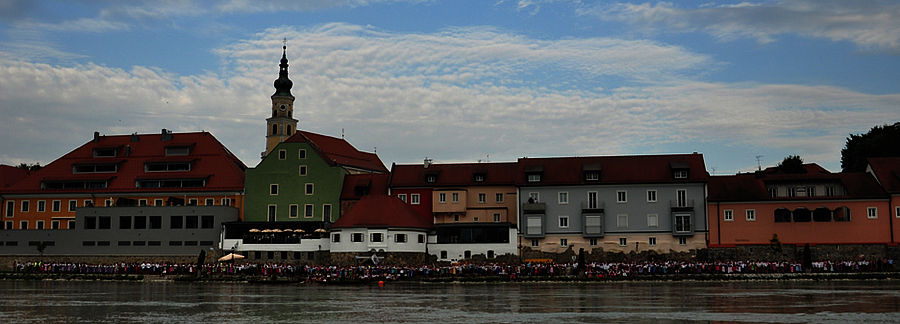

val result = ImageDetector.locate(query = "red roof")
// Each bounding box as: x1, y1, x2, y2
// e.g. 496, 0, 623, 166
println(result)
0, 165, 28, 188
517, 154, 709, 186
285, 131, 387, 173
340, 173, 389, 200
390, 162, 518, 187
2, 131, 246, 194
332, 195, 433, 229
868, 157, 900, 193
708, 171, 887, 202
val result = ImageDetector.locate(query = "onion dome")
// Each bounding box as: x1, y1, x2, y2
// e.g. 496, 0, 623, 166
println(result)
273, 45, 293, 97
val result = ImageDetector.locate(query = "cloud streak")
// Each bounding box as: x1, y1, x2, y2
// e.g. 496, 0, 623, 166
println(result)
584, 0, 900, 53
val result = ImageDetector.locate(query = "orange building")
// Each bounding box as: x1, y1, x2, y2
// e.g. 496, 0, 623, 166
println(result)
867, 157, 900, 241
1, 130, 246, 230
707, 164, 891, 247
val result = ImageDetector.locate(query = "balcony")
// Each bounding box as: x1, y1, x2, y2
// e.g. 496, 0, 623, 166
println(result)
581, 201, 605, 214
582, 214, 604, 238
522, 202, 546, 214
670, 199, 695, 212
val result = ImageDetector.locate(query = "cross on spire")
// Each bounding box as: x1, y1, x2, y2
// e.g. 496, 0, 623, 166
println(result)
282, 37, 287, 49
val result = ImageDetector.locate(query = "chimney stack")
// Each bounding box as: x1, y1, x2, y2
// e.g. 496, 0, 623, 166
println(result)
93, 131, 100, 143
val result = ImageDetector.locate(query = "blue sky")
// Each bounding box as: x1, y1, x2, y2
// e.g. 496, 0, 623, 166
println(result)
1, 0, 899, 174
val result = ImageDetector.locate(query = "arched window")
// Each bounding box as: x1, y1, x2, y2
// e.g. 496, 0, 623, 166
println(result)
834, 206, 851, 222
774, 208, 791, 223
793, 208, 811, 222
813, 207, 831, 222
287, 125, 292, 135
272, 124, 278, 135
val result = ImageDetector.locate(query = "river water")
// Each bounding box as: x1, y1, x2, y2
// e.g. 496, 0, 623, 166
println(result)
1, 280, 899, 323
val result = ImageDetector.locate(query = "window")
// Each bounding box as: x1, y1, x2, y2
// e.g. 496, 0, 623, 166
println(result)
585, 215, 602, 235
266, 205, 278, 222
589, 238, 598, 246
675, 214, 691, 232
299, 165, 307, 176
474, 217, 480, 222
527, 174, 541, 182
896, 206, 900, 218
288, 204, 299, 218
371, 233, 384, 243
411, 194, 420, 205
493, 213, 501, 222
136, 216, 149, 229
93, 147, 117, 157
426, 175, 436, 183
165, 146, 191, 156
20, 221, 28, 229
440, 251, 448, 259
495, 193, 503, 203
154, 199, 163, 206
868, 207, 878, 219
674, 170, 688, 179
454, 215, 459, 222
205, 198, 214, 206
418, 234, 425, 243
323, 205, 332, 221
139, 199, 148, 206
474, 174, 485, 182
585, 171, 600, 181
587, 191, 598, 209
825, 186, 836, 196
526, 216, 542, 236
36, 221, 44, 229
351, 233, 364, 242
395, 234, 407, 243
619, 238, 627, 246
270, 184, 278, 195
439, 193, 446, 203
201, 216, 214, 229
185, 216, 198, 229
66, 200, 76, 212
647, 214, 658, 227
558, 192, 568, 204
478, 193, 486, 204
149, 216, 161, 229
188, 198, 198, 206
278, 149, 286, 160
531, 239, 539, 247
98, 216, 110, 229
299, 149, 307, 159
558, 216, 569, 228
304, 204, 314, 218
560, 238, 568, 247
84, 217, 96, 229
119, 216, 131, 229
221, 198, 232, 206
67, 220, 75, 229
21, 200, 29, 212
145, 162, 190, 172
305, 183, 314, 195
746, 209, 756, 221
332, 233, 341, 242
37, 200, 46, 212
724, 209, 734, 221
3, 220, 10, 229
528, 192, 539, 203
616, 191, 627, 203
398, 194, 407, 203
643, 190, 655, 203
678, 237, 688, 245
171, 216, 184, 229
452, 193, 459, 202
617, 214, 628, 228
676, 189, 688, 207
774, 208, 792, 222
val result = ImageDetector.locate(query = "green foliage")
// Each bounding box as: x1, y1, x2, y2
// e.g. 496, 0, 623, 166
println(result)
776, 155, 805, 173
841, 122, 900, 172
17, 163, 42, 171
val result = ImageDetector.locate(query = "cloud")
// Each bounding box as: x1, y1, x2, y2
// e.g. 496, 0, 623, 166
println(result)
583, 0, 900, 53
0, 23, 897, 174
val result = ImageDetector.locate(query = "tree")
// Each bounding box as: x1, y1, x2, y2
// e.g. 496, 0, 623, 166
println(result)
17, 163, 42, 171
776, 155, 805, 174
841, 122, 900, 172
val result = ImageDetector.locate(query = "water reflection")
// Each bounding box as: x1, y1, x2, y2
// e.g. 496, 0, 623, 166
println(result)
1, 280, 899, 323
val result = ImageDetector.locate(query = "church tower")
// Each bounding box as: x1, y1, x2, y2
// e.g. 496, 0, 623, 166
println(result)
265, 44, 299, 157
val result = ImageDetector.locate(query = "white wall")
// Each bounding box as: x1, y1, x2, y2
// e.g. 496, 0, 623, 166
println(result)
330, 228, 427, 253
222, 237, 330, 252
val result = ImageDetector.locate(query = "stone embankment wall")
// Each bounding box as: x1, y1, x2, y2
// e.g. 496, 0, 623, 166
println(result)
329, 252, 430, 266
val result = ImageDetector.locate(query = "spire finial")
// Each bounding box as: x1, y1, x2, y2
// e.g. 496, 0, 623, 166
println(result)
282, 37, 287, 50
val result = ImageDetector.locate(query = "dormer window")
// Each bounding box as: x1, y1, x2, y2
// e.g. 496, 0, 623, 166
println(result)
93, 147, 117, 157
425, 175, 437, 183
145, 161, 191, 172
584, 171, 600, 181
474, 174, 485, 182
73, 163, 118, 173
673, 170, 688, 179
165, 146, 190, 156
527, 173, 541, 182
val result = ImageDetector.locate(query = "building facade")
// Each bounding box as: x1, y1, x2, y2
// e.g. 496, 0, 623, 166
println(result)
867, 157, 900, 242
517, 154, 709, 254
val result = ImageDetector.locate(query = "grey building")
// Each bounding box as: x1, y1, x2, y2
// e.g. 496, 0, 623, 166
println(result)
518, 154, 709, 254
0, 206, 237, 256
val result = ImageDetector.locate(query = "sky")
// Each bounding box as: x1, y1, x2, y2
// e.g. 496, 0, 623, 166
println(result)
1, 0, 899, 174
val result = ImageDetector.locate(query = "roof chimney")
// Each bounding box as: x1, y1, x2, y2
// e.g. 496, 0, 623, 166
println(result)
93, 131, 100, 143
424, 158, 432, 168
161, 128, 173, 142
131, 133, 139, 142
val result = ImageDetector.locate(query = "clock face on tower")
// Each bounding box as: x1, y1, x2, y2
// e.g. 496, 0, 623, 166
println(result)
279, 105, 286, 112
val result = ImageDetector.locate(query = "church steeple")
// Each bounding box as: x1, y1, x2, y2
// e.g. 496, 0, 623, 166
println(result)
264, 41, 299, 157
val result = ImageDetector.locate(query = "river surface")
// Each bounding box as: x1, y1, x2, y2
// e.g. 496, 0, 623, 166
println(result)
1, 279, 899, 323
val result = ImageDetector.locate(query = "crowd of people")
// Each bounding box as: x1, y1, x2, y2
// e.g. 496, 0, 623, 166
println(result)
12, 258, 895, 282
